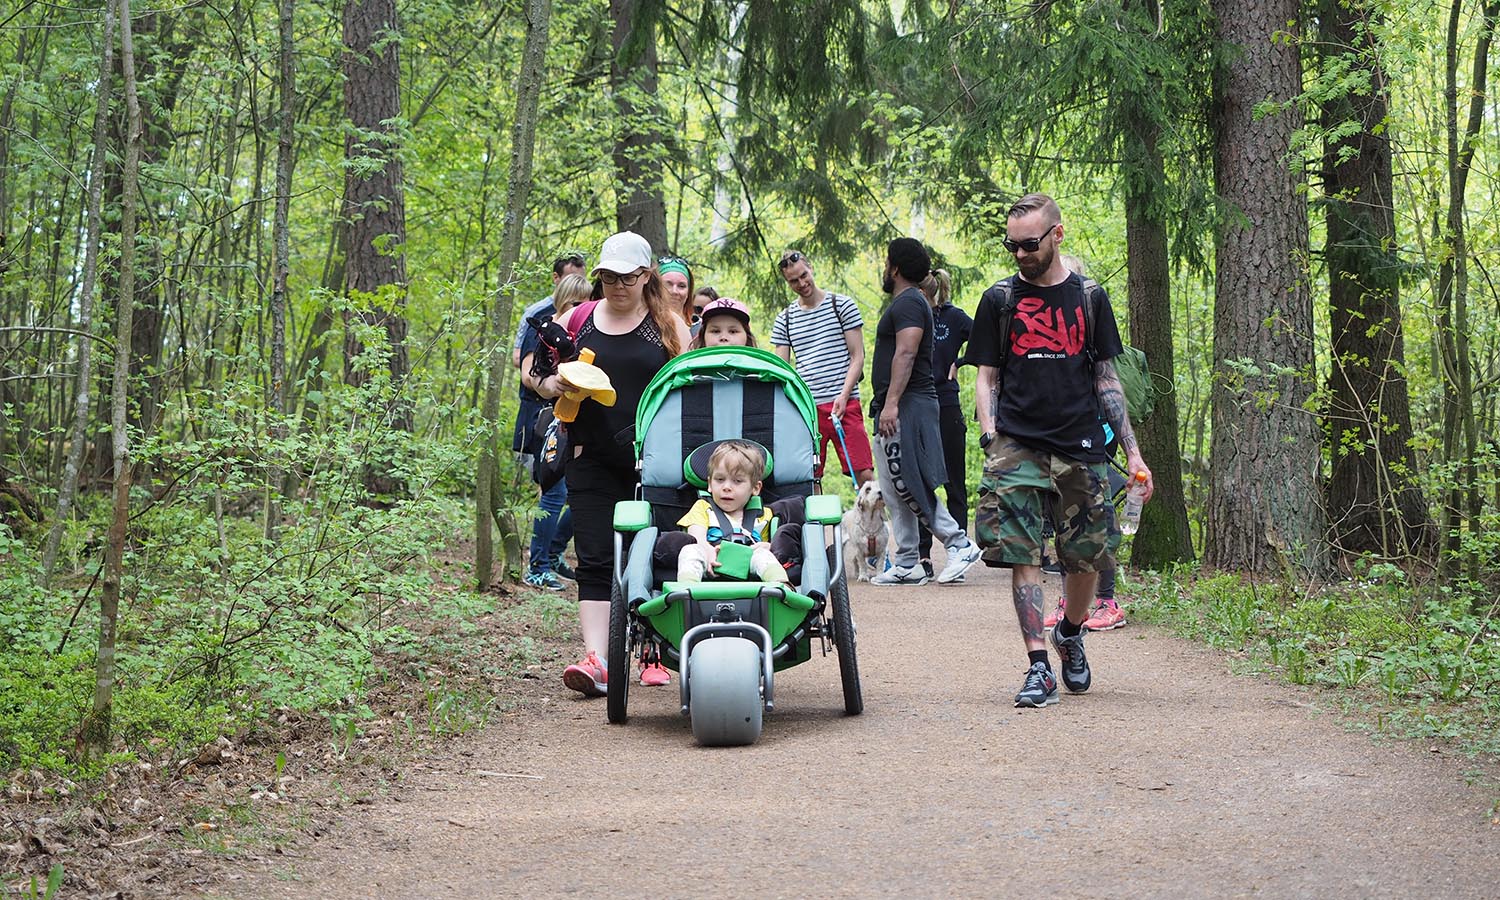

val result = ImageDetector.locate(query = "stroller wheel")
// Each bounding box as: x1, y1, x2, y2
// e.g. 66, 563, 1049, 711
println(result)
827, 546, 863, 715
607, 580, 631, 725
687, 637, 764, 746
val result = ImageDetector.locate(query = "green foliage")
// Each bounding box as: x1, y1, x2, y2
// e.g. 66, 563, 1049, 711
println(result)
1130, 565, 1500, 755
0, 348, 529, 778
23, 864, 64, 900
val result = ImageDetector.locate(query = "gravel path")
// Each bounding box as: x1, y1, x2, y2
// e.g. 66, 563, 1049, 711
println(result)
213, 559, 1500, 898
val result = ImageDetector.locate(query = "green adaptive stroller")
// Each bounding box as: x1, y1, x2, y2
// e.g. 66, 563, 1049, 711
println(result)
608, 346, 862, 745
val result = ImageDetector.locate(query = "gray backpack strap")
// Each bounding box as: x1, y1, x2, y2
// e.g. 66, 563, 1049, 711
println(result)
1078, 275, 1102, 371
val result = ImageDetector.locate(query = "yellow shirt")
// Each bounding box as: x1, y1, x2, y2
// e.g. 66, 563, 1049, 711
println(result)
678, 499, 769, 541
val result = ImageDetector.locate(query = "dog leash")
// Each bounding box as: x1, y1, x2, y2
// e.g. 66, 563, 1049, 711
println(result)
830, 416, 861, 492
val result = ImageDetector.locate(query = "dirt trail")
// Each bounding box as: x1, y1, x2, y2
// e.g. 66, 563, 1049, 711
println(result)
213, 560, 1499, 898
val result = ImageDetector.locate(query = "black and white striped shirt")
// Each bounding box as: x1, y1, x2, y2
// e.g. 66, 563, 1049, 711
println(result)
770, 291, 864, 404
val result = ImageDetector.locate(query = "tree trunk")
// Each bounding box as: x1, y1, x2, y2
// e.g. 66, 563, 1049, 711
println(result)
477, 0, 553, 589
266, 0, 295, 540
610, 0, 668, 251
42, 3, 115, 587
1320, 0, 1432, 560
1118, 59, 1194, 569
1205, 0, 1328, 575
1435, 0, 1497, 578
342, 0, 412, 490
80, 0, 141, 764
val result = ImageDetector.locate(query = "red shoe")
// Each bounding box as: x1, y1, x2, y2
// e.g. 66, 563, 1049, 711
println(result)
639, 662, 671, 686
562, 652, 607, 697
1084, 597, 1127, 631
1043, 602, 1066, 630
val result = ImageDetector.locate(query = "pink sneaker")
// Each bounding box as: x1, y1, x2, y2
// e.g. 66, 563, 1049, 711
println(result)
639, 662, 671, 686
1084, 597, 1127, 631
1043, 602, 1067, 630
562, 652, 607, 697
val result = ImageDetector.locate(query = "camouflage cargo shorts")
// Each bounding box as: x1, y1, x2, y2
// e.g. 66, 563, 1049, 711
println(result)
974, 434, 1118, 572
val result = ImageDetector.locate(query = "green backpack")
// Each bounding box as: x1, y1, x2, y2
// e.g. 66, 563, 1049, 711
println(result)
988, 275, 1156, 424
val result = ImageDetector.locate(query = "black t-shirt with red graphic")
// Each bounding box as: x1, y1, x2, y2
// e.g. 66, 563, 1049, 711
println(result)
965, 272, 1123, 462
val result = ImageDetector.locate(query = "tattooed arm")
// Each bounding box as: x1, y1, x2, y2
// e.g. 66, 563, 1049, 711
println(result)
1094, 359, 1154, 500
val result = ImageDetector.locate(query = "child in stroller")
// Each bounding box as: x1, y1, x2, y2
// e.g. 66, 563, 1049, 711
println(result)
665, 440, 797, 585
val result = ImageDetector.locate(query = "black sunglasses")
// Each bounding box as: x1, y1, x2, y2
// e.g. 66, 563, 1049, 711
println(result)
598, 269, 645, 286
778, 251, 806, 270
1002, 225, 1056, 254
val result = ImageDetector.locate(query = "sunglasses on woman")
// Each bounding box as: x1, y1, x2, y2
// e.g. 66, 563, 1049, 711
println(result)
598, 269, 646, 286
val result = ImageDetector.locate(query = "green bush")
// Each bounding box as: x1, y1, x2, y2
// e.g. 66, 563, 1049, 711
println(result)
2, 372, 539, 779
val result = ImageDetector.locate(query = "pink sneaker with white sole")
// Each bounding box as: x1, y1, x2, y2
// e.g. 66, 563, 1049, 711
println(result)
562, 651, 607, 697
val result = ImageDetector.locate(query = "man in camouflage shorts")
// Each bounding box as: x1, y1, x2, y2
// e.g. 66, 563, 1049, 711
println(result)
966, 193, 1154, 709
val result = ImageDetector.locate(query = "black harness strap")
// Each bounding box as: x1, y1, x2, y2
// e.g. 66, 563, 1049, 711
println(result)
680, 383, 715, 472
708, 499, 765, 544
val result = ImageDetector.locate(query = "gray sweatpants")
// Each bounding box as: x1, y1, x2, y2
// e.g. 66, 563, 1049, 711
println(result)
874, 396, 967, 568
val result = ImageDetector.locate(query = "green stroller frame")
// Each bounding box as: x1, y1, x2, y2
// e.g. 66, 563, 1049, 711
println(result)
607, 346, 862, 745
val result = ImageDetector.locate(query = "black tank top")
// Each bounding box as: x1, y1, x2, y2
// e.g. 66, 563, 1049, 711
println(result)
571, 308, 669, 470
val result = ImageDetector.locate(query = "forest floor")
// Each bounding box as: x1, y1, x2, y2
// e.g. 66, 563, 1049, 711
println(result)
198, 551, 1500, 899
6, 551, 1499, 898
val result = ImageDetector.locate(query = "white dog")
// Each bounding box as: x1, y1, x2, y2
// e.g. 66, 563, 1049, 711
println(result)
841, 480, 889, 582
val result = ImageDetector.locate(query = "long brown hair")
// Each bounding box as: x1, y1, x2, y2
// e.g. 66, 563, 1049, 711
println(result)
640, 270, 684, 358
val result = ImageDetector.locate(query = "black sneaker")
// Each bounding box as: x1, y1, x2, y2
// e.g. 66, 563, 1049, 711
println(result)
553, 560, 577, 581
920, 559, 935, 581
1050, 624, 1092, 693
1014, 661, 1059, 708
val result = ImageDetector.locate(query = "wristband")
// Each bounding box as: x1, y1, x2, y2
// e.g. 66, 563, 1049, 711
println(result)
980, 431, 995, 449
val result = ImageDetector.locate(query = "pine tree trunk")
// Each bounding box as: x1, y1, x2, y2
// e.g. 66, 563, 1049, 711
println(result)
42, 3, 115, 587
477, 0, 553, 589
1320, 0, 1432, 560
1205, 0, 1328, 575
80, 0, 141, 763
610, 0, 668, 250
342, 0, 412, 499
1120, 92, 1194, 569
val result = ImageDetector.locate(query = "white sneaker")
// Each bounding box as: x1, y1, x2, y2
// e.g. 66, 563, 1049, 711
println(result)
870, 564, 930, 586
936, 540, 981, 584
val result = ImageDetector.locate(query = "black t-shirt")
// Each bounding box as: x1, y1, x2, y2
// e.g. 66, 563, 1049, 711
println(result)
965, 272, 1123, 462
870, 286, 936, 420
931, 303, 973, 409
571, 308, 670, 470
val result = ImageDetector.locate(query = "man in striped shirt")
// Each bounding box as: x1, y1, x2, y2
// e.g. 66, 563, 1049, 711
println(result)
771, 250, 875, 486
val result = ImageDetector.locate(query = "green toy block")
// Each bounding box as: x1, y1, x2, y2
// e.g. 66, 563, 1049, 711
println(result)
712, 541, 753, 579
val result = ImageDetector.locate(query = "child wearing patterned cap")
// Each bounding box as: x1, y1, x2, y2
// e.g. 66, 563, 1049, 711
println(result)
689, 297, 759, 349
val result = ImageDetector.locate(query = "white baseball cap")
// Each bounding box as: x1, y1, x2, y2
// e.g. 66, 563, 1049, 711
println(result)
591, 231, 653, 276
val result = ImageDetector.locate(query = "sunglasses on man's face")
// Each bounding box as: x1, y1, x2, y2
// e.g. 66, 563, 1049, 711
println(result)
598, 269, 645, 286
693, 305, 706, 316
1002, 225, 1056, 254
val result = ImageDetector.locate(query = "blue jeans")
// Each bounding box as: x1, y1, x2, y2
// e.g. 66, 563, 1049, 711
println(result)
529, 477, 572, 574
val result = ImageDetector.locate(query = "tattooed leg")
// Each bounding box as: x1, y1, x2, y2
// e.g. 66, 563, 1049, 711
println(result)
1012, 565, 1048, 651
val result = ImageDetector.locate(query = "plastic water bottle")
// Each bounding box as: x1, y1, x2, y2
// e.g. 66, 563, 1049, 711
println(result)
1119, 471, 1148, 535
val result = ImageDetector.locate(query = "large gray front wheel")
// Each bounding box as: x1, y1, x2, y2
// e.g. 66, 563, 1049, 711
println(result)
687, 637, 764, 747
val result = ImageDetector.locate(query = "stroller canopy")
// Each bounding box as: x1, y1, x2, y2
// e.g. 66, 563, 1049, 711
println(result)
635, 347, 819, 509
